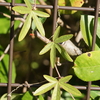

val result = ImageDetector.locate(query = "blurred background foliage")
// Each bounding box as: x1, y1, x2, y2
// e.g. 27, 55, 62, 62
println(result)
0, 0, 100, 100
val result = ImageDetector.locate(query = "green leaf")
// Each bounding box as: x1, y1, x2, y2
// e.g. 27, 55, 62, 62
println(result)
33, 10, 50, 17
34, 82, 56, 95
50, 44, 56, 68
24, 0, 32, 9
18, 12, 32, 41
32, 11, 45, 36
0, 50, 16, 83
53, 26, 61, 41
43, 75, 57, 82
59, 75, 72, 83
39, 95, 44, 100
80, 15, 100, 50
55, 44, 73, 62
51, 83, 60, 100
12, 6, 31, 14
22, 91, 33, 100
55, 34, 73, 43
31, 17, 47, 31
73, 50, 100, 81
59, 82, 81, 96
39, 42, 53, 55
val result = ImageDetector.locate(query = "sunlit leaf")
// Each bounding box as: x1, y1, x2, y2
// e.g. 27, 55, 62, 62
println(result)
55, 44, 73, 62
43, 75, 57, 82
55, 34, 73, 43
73, 50, 100, 81
18, 12, 32, 41
34, 83, 56, 95
70, 0, 84, 14
12, 6, 31, 14
39, 42, 53, 55
59, 75, 72, 83
31, 17, 47, 31
51, 83, 60, 100
24, 0, 32, 9
59, 82, 81, 96
32, 11, 45, 36
33, 10, 50, 17
50, 44, 56, 68
53, 26, 61, 41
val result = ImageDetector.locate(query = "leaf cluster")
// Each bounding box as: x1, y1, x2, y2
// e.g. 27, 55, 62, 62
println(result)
34, 75, 81, 100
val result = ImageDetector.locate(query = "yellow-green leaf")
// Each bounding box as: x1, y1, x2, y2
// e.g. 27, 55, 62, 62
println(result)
43, 75, 57, 83
55, 44, 73, 62
18, 12, 32, 41
24, 0, 32, 9
34, 83, 56, 96
53, 26, 61, 41
55, 34, 73, 43
12, 6, 31, 14
51, 83, 60, 100
33, 10, 50, 17
59, 82, 82, 96
39, 42, 53, 55
73, 51, 100, 81
59, 75, 72, 83
50, 44, 56, 68
32, 12, 45, 36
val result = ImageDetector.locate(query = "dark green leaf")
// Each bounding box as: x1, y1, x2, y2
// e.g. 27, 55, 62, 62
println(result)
22, 91, 33, 100
50, 43, 56, 68
43, 75, 57, 82
90, 90, 100, 99
59, 75, 72, 83
55, 44, 73, 62
55, 34, 73, 43
53, 26, 61, 41
32, 11, 45, 36
80, 15, 100, 50
18, 12, 32, 41
51, 83, 60, 100
39, 42, 53, 55
33, 10, 50, 17
12, 6, 31, 14
73, 50, 100, 81
34, 83, 56, 95
24, 0, 32, 9
0, 50, 16, 83
59, 82, 82, 96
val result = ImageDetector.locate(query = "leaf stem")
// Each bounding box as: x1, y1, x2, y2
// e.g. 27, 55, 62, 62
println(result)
55, 65, 61, 78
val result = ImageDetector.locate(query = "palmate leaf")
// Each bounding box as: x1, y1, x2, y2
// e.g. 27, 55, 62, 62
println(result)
59, 82, 82, 96
59, 75, 72, 83
24, 0, 32, 10
73, 51, 100, 81
55, 44, 73, 62
33, 10, 50, 17
34, 82, 56, 96
18, 12, 32, 41
50, 44, 56, 68
12, 6, 31, 14
51, 83, 60, 100
53, 26, 61, 41
55, 34, 73, 43
43, 75, 57, 82
39, 42, 53, 55
32, 11, 45, 36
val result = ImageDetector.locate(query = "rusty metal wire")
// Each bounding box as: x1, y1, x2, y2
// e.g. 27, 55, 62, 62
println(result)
0, 0, 100, 100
